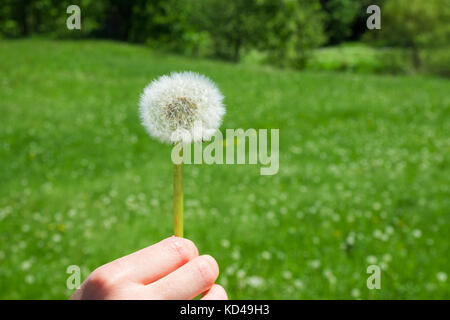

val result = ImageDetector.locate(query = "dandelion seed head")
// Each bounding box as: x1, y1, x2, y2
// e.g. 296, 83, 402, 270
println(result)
139, 71, 225, 144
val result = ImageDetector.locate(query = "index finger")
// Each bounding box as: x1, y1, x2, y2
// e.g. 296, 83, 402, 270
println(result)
98, 236, 199, 285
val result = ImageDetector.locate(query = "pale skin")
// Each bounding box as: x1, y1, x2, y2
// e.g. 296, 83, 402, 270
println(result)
71, 236, 227, 300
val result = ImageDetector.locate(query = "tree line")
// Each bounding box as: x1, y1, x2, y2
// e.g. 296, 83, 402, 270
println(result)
1, 0, 448, 71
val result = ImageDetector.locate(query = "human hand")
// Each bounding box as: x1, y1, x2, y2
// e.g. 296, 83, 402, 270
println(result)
70, 236, 227, 300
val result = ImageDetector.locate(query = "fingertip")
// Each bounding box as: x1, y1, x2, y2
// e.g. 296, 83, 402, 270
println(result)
185, 238, 200, 258
201, 284, 228, 300
196, 255, 219, 286
201, 254, 219, 277
167, 236, 199, 263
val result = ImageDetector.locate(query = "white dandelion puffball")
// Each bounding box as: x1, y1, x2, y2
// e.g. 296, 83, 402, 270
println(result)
139, 71, 225, 144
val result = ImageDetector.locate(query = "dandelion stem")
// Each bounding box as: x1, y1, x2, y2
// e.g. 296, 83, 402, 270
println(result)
173, 160, 183, 237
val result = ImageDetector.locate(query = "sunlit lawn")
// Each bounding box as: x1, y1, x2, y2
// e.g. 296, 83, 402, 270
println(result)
0, 39, 449, 299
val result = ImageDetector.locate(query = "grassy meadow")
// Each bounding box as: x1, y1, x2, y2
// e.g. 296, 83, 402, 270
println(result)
0, 39, 449, 299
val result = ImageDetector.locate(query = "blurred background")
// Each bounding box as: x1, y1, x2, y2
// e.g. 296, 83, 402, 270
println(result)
0, 0, 449, 299
1, 0, 449, 75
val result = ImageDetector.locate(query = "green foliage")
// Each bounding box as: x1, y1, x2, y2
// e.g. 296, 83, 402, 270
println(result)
127, 0, 199, 51
320, 0, 362, 44
187, 0, 328, 65
189, 0, 263, 61
263, 0, 327, 68
0, 0, 104, 38
381, 0, 450, 68
383, 0, 449, 48
0, 0, 328, 68
421, 47, 450, 77
1, 1, 447, 74
0, 39, 449, 299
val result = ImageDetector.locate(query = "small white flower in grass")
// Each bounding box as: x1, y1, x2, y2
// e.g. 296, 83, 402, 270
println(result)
237, 269, 246, 279
261, 251, 272, 260
346, 232, 355, 246
21, 260, 33, 271
412, 229, 422, 238
247, 276, 264, 288
323, 269, 337, 285
436, 272, 447, 283
139, 71, 225, 144
221, 239, 230, 248
351, 288, 361, 299
225, 264, 237, 276
385, 225, 394, 235
282, 271, 292, 280
231, 249, 241, 260
382, 253, 392, 263
309, 259, 321, 269
366, 255, 377, 264
25, 275, 35, 284
294, 279, 304, 289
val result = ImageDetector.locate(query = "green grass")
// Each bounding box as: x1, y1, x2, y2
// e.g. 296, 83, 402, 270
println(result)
306, 43, 384, 73
0, 39, 449, 299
